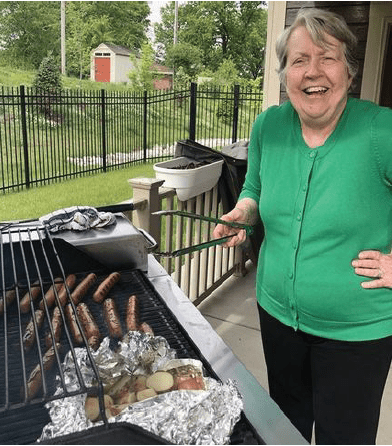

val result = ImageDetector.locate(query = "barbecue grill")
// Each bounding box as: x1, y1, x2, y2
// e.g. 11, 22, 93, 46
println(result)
0, 212, 307, 445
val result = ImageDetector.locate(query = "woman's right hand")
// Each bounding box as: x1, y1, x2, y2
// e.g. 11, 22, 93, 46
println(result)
212, 207, 248, 247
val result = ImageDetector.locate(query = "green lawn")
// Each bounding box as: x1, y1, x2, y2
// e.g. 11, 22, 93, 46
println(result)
0, 162, 155, 222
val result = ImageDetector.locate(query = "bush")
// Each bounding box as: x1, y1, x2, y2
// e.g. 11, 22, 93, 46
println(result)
33, 52, 62, 93
33, 52, 63, 125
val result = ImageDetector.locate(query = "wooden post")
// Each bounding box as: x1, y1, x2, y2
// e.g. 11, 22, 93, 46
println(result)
128, 177, 164, 245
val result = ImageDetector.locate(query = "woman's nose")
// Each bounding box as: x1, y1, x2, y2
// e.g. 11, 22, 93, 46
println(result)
305, 58, 322, 77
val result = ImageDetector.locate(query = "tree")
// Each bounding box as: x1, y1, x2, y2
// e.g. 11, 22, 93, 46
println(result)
33, 52, 63, 124
0, 1, 61, 69
33, 52, 62, 93
155, 1, 267, 80
165, 42, 202, 78
128, 42, 160, 92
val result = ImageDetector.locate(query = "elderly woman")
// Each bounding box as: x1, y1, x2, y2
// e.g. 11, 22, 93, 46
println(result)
213, 8, 392, 445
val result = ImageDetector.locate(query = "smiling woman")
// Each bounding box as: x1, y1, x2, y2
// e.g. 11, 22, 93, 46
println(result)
284, 26, 352, 147
212, 7, 392, 445
276, 8, 358, 148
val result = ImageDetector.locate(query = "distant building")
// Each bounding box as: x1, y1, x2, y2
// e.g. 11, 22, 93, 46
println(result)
90, 43, 173, 89
150, 62, 174, 90
91, 43, 133, 83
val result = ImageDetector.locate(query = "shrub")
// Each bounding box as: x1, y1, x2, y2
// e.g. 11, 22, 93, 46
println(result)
33, 52, 64, 125
33, 52, 62, 93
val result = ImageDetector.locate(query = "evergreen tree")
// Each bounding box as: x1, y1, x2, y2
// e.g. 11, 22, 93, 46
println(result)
33, 52, 62, 93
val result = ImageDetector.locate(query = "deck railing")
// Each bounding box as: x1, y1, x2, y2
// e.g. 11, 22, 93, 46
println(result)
127, 177, 245, 306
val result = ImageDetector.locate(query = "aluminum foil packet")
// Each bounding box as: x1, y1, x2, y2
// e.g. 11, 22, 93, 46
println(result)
38, 331, 243, 445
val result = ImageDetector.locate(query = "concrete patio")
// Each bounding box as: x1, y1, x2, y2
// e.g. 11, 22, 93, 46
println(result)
198, 260, 392, 445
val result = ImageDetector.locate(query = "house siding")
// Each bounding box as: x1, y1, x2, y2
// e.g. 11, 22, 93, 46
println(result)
280, 1, 370, 103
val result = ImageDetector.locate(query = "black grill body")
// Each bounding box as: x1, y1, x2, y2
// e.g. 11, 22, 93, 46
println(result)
0, 225, 263, 445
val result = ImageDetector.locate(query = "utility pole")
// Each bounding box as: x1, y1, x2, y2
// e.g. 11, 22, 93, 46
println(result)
173, 1, 178, 89
61, 1, 66, 76
174, 1, 178, 45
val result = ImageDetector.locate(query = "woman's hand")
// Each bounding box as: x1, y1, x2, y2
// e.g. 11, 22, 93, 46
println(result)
212, 208, 248, 248
352, 251, 392, 289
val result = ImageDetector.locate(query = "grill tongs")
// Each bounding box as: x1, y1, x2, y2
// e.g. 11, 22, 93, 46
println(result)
152, 210, 254, 257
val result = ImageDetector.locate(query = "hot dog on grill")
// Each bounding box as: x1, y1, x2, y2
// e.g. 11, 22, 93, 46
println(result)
45, 306, 62, 348
0, 288, 16, 315
103, 298, 123, 338
23, 309, 45, 350
26, 343, 60, 399
139, 322, 154, 336
39, 278, 63, 310
20, 280, 41, 313
93, 272, 121, 303
70, 273, 97, 305
88, 335, 100, 351
57, 274, 77, 307
77, 303, 100, 339
126, 295, 139, 332
65, 304, 83, 344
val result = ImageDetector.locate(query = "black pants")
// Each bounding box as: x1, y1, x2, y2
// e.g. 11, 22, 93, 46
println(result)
258, 306, 392, 445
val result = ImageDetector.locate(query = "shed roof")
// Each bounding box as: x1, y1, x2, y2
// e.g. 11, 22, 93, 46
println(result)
92, 43, 133, 56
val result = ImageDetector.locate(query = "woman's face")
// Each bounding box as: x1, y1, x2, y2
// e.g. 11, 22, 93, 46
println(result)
285, 26, 352, 129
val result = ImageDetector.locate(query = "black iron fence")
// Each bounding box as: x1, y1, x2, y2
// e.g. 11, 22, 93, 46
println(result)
0, 83, 263, 193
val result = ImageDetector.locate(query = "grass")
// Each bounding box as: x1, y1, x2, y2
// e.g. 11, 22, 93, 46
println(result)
0, 162, 155, 222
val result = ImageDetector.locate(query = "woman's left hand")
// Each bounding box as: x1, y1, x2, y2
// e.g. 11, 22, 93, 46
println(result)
352, 251, 392, 289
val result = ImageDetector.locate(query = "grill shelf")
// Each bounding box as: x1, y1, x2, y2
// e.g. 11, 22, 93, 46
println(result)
0, 225, 262, 445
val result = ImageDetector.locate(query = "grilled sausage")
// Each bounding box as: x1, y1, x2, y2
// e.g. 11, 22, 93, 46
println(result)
77, 303, 100, 339
65, 304, 83, 344
45, 307, 62, 348
23, 309, 45, 350
26, 343, 60, 400
88, 335, 100, 351
20, 280, 41, 313
103, 298, 123, 338
93, 272, 121, 303
39, 279, 64, 310
0, 288, 16, 315
139, 322, 154, 336
126, 295, 139, 332
70, 273, 97, 305
56, 274, 77, 307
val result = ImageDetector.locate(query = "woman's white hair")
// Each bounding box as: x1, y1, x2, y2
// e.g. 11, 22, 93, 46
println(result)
276, 8, 358, 86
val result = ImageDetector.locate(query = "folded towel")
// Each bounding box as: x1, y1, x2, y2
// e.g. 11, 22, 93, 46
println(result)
39, 206, 116, 233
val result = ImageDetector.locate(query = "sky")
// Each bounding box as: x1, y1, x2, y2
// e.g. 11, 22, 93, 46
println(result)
148, 1, 170, 24
147, 1, 169, 41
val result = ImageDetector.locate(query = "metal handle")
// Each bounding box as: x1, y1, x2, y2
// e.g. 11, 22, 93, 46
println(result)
137, 228, 158, 253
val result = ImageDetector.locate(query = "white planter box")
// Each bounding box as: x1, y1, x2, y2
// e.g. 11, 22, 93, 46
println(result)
153, 157, 224, 201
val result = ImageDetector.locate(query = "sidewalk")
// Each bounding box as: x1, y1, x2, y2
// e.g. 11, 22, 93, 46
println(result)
198, 261, 392, 445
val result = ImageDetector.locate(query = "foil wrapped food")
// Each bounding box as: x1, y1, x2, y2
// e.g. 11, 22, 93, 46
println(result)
38, 331, 243, 444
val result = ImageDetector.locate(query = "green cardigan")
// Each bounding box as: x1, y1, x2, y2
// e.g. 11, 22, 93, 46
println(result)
239, 98, 392, 341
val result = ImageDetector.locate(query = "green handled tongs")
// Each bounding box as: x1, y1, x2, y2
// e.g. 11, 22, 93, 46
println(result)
152, 210, 254, 257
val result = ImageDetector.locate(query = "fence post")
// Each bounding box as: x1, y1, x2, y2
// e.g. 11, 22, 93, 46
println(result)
189, 82, 197, 141
128, 177, 164, 245
143, 90, 148, 162
101, 89, 107, 172
231, 84, 240, 143
20, 85, 30, 189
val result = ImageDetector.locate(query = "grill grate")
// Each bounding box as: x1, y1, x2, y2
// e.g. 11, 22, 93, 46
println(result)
0, 225, 262, 445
